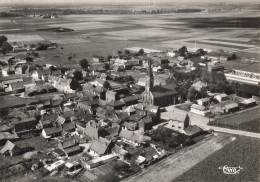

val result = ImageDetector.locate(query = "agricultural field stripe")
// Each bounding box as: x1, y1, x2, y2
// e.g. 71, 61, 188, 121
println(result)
201, 39, 256, 48
207, 38, 258, 46
186, 40, 252, 50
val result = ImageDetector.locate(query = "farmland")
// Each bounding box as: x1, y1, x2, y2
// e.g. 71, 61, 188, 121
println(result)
174, 135, 260, 182
0, 10, 258, 66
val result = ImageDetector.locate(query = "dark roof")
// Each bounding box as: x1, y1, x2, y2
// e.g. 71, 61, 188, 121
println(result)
62, 138, 77, 149
44, 127, 62, 135
150, 85, 178, 98
107, 100, 125, 107
105, 126, 119, 137
14, 117, 37, 124
64, 145, 81, 155
184, 125, 202, 136
62, 122, 76, 131
10, 82, 25, 90
0, 74, 25, 82
121, 95, 139, 103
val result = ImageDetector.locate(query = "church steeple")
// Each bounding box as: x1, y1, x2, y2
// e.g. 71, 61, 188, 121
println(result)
144, 59, 153, 104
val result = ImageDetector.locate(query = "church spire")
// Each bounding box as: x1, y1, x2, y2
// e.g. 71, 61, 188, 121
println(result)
144, 59, 153, 104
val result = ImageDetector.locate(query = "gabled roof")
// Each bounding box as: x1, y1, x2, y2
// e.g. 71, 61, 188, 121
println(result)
171, 112, 188, 122
56, 116, 66, 125
89, 138, 111, 155
150, 85, 178, 98
107, 100, 125, 107
105, 126, 119, 137
62, 138, 77, 149
0, 140, 15, 154
184, 125, 202, 136
44, 127, 62, 136
191, 104, 206, 111
224, 102, 239, 109
62, 122, 76, 131
119, 129, 150, 143
10, 82, 25, 90
121, 95, 139, 103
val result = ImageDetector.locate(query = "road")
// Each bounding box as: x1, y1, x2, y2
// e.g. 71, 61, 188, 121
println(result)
198, 124, 260, 139
123, 133, 234, 182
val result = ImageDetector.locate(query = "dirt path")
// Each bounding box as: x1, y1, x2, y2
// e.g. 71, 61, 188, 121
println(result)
123, 133, 234, 182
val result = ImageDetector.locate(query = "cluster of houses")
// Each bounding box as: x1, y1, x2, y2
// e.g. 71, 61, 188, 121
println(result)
0, 43, 259, 180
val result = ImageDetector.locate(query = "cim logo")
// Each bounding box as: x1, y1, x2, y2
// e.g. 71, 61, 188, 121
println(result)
219, 165, 243, 174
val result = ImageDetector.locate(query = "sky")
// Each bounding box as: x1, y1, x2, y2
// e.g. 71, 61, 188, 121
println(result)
0, 0, 259, 4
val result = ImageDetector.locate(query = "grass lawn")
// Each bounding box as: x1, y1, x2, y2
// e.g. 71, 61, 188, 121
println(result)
174, 135, 260, 182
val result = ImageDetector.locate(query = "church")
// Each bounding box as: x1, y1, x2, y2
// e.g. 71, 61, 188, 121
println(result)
143, 60, 178, 107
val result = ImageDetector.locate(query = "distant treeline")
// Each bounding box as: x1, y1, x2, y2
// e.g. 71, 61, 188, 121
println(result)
0, 12, 20, 17
176, 9, 202, 13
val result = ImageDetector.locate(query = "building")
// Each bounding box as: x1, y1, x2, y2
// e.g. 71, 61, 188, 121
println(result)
164, 112, 189, 133
143, 60, 178, 107
0, 140, 33, 156
239, 98, 257, 108
93, 55, 106, 63
214, 93, 229, 102
88, 137, 112, 157
224, 102, 239, 113
13, 117, 38, 138
207, 61, 224, 73
197, 98, 210, 106
119, 128, 151, 147
42, 127, 62, 139
190, 104, 210, 116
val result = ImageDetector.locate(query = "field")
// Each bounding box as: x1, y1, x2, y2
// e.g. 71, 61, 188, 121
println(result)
174, 135, 260, 182
0, 10, 258, 66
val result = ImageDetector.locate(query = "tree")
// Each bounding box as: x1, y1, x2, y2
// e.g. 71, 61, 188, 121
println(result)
113, 162, 130, 174
104, 63, 110, 70
0, 35, 7, 47
26, 56, 33, 62
187, 86, 197, 101
79, 58, 88, 70
103, 81, 111, 90
107, 55, 112, 63
196, 48, 206, 56
118, 50, 122, 55
73, 70, 83, 81
138, 49, 144, 55
1, 41, 13, 55
70, 79, 80, 90
124, 49, 130, 54
178, 46, 188, 56
22, 65, 28, 74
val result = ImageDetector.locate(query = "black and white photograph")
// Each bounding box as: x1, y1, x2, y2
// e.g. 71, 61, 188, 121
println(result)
0, 0, 259, 181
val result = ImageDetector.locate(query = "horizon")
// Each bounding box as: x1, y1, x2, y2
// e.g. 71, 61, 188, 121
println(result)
0, 0, 259, 5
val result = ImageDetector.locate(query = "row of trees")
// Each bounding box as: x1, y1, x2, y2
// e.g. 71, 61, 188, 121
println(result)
0, 36, 13, 55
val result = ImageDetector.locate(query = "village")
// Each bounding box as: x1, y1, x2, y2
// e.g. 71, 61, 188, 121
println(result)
0, 33, 259, 182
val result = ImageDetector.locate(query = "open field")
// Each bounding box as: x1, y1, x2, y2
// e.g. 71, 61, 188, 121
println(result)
0, 10, 258, 63
174, 135, 260, 182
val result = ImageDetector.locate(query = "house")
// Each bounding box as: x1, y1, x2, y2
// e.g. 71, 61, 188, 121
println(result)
106, 90, 119, 102
0, 132, 18, 146
93, 55, 106, 63
197, 97, 210, 106
112, 144, 128, 160
62, 122, 76, 132
42, 127, 62, 139
51, 77, 75, 93
85, 120, 102, 140
122, 121, 138, 131
191, 81, 207, 92
239, 98, 257, 108
8, 81, 25, 93
0, 140, 34, 156
107, 100, 125, 110
13, 117, 38, 138
214, 93, 229, 102
119, 128, 151, 147
120, 95, 139, 106
167, 51, 175, 57
88, 137, 112, 157
58, 138, 82, 157
164, 112, 190, 133
83, 83, 106, 100
90, 78, 105, 87
207, 61, 224, 73
224, 102, 239, 113
123, 105, 136, 115
190, 104, 210, 116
